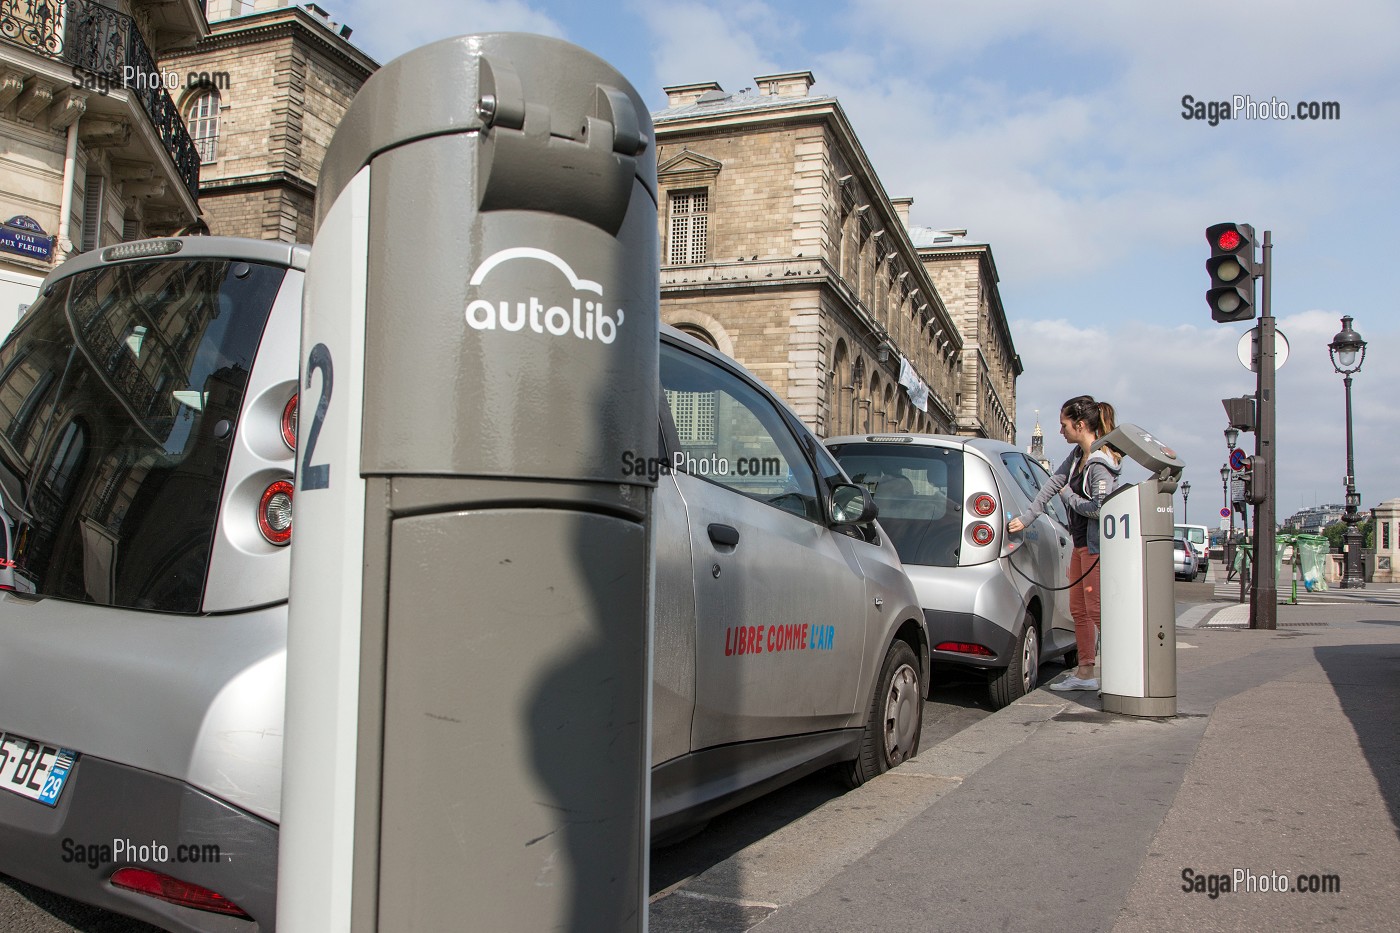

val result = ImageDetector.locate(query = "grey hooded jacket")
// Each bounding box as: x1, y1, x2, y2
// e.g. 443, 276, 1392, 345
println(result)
1013, 447, 1122, 555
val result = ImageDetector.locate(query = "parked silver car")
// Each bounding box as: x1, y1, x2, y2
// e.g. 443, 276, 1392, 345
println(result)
0, 238, 927, 932
1173, 538, 1199, 581
826, 435, 1078, 709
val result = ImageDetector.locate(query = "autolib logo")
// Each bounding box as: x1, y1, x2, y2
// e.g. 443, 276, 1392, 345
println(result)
464, 247, 624, 344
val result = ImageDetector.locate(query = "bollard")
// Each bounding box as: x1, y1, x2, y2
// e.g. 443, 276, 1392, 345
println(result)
278, 33, 658, 932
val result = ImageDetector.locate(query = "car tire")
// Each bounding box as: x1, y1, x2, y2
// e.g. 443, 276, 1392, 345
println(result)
845, 640, 922, 788
988, 612, 1039, 710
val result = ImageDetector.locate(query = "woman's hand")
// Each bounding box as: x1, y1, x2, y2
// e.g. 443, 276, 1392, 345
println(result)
1007, 517, 1025, 533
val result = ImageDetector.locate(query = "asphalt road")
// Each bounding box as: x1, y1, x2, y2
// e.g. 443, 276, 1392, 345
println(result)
0, 577, 1222, 932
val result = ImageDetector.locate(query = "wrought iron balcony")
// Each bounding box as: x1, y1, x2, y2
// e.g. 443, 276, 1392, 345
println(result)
1, 0, 201, 202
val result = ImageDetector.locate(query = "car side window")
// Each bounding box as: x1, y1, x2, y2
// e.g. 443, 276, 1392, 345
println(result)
660, 342, 820, 522
999, 452, 1040, 505
1025, 456, 1071, 526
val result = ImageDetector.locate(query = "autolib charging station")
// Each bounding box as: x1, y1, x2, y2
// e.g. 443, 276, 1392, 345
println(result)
278, 34, 658, 932
1092, 424, 1184, 718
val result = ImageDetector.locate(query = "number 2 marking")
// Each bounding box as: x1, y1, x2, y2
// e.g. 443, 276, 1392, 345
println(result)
302, 343, 333, 490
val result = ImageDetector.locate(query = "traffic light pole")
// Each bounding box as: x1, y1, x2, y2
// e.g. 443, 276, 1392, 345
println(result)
1250, 231, 1277, 630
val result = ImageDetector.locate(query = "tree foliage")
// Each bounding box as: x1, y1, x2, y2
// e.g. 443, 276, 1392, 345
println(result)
1321, 519, 1374, 550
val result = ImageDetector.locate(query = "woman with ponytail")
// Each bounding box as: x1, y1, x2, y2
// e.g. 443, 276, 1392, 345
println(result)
1007, 395, 1122, 691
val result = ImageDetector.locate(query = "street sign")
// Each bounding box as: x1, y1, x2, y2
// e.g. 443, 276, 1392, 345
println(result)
1229, 448, 1247, 471
1237, 325, 1289, 373
1220, 507, 1231, 518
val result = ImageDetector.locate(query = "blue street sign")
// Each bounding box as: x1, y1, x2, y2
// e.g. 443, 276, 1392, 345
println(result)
1229, 448, 1247, 471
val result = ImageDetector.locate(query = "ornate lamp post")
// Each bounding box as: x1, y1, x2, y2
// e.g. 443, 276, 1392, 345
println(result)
1220, 463, 1231, 571
1327, 315, 1367, 589
1181, 480, 1191, 525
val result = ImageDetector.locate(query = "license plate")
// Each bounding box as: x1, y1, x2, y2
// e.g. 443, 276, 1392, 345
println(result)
0, 732, 78, 807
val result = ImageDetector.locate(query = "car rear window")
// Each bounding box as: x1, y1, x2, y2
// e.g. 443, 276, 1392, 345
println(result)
0, 258, 284, 612
827, 443, 964, 567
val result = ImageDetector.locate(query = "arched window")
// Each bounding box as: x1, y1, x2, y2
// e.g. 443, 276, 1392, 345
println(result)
674, 323, 718, 349
185, 89, 220, 163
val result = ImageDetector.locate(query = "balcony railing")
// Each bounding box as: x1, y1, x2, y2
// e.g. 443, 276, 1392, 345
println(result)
1, 0, 201, 202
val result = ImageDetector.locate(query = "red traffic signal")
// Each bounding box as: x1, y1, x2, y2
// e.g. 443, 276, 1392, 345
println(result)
1206, 222, 1257, 322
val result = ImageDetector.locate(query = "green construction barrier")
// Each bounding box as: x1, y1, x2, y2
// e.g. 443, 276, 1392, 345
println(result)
1295, 534, 1329, 591
1234, 543, 1252, 577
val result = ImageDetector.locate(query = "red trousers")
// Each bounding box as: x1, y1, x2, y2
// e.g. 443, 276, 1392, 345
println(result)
1068, 546, 1101, 666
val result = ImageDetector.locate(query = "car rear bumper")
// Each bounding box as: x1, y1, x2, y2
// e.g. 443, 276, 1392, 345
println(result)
0, 754, 276, 932
922, 607, 1019, 669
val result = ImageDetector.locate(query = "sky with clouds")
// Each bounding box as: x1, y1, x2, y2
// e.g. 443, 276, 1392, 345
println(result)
323, 0, 1399, 525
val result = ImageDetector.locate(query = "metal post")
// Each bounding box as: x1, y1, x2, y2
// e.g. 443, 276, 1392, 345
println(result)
1340, 372, 1366, 587
1238, 502, 1248, 603
1251, 229, 1277, 629
1221, 466, 1231, 583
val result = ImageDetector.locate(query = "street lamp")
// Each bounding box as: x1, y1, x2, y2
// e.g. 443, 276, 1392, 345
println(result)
1181, 480, 1191, 524
1224, 426, 1240, 451
1327, 315, 1367, 589
1220, 464, 1231, 571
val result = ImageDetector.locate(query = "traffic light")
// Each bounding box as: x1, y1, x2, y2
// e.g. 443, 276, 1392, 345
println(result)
1242, 455, 1269, 505
1206, 222, 1257, 322
1222, 395, 1256, 432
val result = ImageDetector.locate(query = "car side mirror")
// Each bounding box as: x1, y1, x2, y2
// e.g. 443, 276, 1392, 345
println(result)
829, 483, 877, 525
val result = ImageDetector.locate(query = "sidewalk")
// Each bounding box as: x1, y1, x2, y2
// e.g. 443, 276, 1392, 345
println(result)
650, 599, 1400, 931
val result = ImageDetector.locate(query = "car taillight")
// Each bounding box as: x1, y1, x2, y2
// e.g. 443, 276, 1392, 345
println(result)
110, 867, 250, 918
971, 493, 997, 516
281, 394, 298, 450
258, 479, 293, 546
969, 522, 995, 547
935, 641, 996, 657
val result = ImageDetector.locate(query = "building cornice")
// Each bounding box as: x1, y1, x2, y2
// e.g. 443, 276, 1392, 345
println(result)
199, 169, 316, 198
163, 8, 377, 78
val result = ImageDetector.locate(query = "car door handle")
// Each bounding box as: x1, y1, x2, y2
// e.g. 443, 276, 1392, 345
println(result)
1059, 537, 1068, 546
708, 523, 740, 547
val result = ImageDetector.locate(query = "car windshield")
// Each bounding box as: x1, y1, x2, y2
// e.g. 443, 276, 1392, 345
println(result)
0, 258, 284, 612
827, 442, 964, 567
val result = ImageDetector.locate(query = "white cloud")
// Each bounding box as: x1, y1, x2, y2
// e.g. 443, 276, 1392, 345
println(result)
331, 0, 566, 64
626, 0, 787, 98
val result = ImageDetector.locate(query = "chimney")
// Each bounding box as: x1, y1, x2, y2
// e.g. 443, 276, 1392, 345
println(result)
254, 0, 290, 11
890, 197, 913, 228
663, 82, 723, 108
753, 71, 815, 98
205, 0, 248, 19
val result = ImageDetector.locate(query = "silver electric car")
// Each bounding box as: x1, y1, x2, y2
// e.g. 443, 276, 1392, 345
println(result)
0, 237, 927, 932
0, 237, 301, 929
826, 434, 1079, 709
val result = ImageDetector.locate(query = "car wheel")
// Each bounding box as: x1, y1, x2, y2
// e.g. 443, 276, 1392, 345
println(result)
845, 640, 922, 788
988, 612, 1039, 710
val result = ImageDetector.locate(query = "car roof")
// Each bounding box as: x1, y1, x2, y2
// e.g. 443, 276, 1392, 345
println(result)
39, 236, 312, 291
823, 433, 1023, 459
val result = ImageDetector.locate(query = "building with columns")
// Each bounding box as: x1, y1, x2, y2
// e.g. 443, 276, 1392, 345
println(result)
1, 0, 209, 332
160, 0, 375, 242
653, 73, 965, 439
910, 227, 1020, 441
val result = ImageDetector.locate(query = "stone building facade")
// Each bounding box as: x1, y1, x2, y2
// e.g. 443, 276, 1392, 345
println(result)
910, 227, 1020, 441
653, 73, 964, 439
159, 0, 375, 243
1, 0, 208, 332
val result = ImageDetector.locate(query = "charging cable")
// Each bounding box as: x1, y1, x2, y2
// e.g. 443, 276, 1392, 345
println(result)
1007, 544, 1098, 592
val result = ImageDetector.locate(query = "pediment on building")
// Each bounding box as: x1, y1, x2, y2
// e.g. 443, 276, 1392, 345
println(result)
658, 149, 723, 179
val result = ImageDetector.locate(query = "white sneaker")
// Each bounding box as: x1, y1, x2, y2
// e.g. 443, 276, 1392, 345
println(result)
1050, 675, 1100, 692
